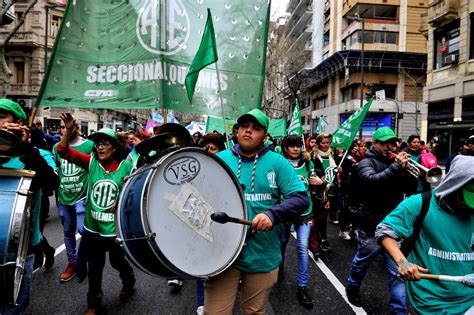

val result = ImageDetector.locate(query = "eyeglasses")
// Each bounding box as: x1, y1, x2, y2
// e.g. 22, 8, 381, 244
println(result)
94, 142, 112, 148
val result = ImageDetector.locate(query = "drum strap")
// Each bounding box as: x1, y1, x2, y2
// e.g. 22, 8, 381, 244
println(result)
237, 153, 259, 193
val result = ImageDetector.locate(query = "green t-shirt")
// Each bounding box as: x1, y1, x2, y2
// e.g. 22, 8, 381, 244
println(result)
292, 161, 313, 216
217, 149, 306, 273
381, 193, 474, 314
83, 156, 133, 237
53, 139, 94, 205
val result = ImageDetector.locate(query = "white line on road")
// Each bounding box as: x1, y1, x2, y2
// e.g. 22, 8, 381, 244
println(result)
291, 232, 367, 315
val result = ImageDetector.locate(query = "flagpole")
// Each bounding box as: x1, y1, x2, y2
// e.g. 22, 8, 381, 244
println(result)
214, 62, 228, 145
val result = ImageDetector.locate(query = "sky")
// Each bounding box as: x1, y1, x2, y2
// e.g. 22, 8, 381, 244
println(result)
270, 0, 289, 21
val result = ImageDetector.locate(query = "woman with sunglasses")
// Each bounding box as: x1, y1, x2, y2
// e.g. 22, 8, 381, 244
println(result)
57, 112, 135, 315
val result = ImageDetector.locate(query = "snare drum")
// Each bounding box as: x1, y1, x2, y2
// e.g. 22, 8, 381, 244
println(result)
116, 148, 246, 279
0, 168, 34, 304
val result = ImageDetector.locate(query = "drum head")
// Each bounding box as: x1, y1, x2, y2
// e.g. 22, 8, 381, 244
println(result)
145, 148, 246, 278
0, 130, 28, 158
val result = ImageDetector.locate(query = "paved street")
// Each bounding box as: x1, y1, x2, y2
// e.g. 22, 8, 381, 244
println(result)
27, 197, 414, 314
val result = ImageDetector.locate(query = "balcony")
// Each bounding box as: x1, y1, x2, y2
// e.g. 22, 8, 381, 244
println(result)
10, 84, 31, 96
428, 0, 459, 26
0, 31, 41, 48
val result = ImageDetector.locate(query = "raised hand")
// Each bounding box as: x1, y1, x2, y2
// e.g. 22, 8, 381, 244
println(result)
60, 112, 76, 131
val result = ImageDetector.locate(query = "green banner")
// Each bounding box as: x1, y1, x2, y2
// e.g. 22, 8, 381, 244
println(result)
268, 118, 287, 138
331, 98, 374, 150
287, 99, 303, 136
37, 0, 270, 118
205, 116, 236, 135
315, 116, 328, 134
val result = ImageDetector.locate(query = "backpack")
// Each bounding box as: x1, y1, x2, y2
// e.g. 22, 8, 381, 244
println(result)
400, 191, 432, 256
419, 152, 438, 169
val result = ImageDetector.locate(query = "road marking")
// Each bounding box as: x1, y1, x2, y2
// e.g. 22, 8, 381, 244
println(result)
291, 232, 367, 315
33, 233, 82, 273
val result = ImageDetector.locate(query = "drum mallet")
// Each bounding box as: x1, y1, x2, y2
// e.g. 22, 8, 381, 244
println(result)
210, 212, 252, 226
419, 273, 474, 288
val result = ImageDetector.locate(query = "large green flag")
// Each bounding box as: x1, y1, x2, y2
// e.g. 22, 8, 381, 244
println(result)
205, 115, 236, 135
36, 1, 270, 118
268, 118, 287, 138
315, 116, 328, 134
185, 9, 217, 103
287, 99, 303, 136
331, 98, 374, 150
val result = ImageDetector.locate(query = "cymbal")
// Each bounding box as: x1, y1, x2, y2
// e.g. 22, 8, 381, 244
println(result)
135, 123, 191, 156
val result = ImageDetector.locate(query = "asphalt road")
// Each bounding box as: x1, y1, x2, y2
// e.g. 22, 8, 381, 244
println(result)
26, 198, 414, 314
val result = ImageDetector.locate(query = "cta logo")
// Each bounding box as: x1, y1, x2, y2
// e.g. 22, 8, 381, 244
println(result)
137, 0, 190, 56
164, 156, 200, 185
91, 180, 119, 210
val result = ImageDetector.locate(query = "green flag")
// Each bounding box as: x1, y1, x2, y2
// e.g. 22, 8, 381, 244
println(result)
185, 9, 218, 103
205, 115, 236, 135
287, 99, 303, 136
331, 97, 374, 150
315, 116, 328, 134
36, 1, 270, 118
268, 118, 287, 138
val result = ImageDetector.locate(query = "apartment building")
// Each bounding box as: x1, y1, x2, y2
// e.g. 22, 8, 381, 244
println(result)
422, 0, 474, 162
285, 0, 428, 141
0, 0, 148, 135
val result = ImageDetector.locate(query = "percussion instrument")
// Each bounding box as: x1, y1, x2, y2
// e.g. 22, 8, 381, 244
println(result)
116, 148, 246, 279
0, 168, 35, 304
0, 129, 29, 158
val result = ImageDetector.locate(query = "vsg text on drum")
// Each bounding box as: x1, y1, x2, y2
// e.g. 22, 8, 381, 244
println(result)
164, 156, 201, 185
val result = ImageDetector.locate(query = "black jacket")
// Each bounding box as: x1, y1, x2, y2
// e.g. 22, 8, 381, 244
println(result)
353, 147, 417, 235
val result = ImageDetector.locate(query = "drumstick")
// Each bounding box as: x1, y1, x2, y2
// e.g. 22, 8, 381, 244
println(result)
419, 273, 474, 288
210, 212, 252, 226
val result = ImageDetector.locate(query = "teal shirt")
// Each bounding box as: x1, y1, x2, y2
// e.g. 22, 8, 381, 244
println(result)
293, 161, 313, 216
381, 193, 474, 314
217, 149, 306, 272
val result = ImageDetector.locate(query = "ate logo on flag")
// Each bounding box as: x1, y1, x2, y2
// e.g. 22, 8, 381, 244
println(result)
137, 0, 190, 56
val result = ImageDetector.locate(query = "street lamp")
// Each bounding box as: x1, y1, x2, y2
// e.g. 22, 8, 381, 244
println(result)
44, 3, 65, 72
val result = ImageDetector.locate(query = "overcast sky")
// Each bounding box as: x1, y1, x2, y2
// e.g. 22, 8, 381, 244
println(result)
270, 0, 289, 20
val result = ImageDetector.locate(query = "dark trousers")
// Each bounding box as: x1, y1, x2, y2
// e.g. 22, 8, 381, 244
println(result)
81, 231, 134, 301
309, 198, 328, 252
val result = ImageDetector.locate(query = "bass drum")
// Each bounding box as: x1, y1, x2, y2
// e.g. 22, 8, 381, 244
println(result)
116, 148, 247, 279
0, 169, 34, 304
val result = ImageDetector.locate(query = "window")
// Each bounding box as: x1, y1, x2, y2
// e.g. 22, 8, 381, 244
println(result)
343, 31, 398, 48
470, 13, 474, 60
50, 15, 62, 38
14, 62, 25, 84
342, 87, 352, 102
314, 97, 328, 109
15, 12, 25, 32
433, 19, 460, 69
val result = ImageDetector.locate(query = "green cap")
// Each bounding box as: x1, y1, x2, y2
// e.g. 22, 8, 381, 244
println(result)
91, 128, 118, 143
0, 98, 27, 122
372, 127, 398, 142
463, 181, 474, 209
237, 109, 269, 131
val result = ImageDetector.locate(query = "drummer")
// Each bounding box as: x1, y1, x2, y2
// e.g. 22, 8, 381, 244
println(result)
57, 112, 135, 315
205, 109, 309, 314
0, 99, 58, 314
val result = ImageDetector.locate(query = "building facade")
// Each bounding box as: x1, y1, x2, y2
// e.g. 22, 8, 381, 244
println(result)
283, 0, 428, 141
422, 0, 474, 162
0, 0, 149, 135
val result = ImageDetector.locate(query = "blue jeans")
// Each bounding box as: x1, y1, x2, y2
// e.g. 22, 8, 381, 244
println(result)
58, 200, 85, 264
347, 230, 406, 314
0, 255, 34, 315
280, 222, 312, 286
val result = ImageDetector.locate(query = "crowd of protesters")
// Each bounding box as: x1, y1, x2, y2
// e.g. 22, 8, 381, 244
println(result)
0, 100, 472, 315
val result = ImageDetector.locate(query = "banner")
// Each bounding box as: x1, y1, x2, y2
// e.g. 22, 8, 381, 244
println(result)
205, 116, 236, 135
315, 116, 328, 134
36, 0, 270, 119
287, 99, 303, 136
331, 98, 374, 150
268, 118, 287, 138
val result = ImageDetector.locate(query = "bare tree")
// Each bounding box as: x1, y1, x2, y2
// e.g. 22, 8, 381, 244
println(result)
0, 0, 38, 97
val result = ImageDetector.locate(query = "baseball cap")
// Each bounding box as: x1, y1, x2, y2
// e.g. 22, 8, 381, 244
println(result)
463, 180, 474, 209
90, 128, 118, 144
372, 127, 398, 142
237, 109, 269, 131
0, 98, 27, 122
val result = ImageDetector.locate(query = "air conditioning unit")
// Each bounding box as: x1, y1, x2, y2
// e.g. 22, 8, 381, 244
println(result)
17, 98, 32, 109
444, 54, 458, 65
